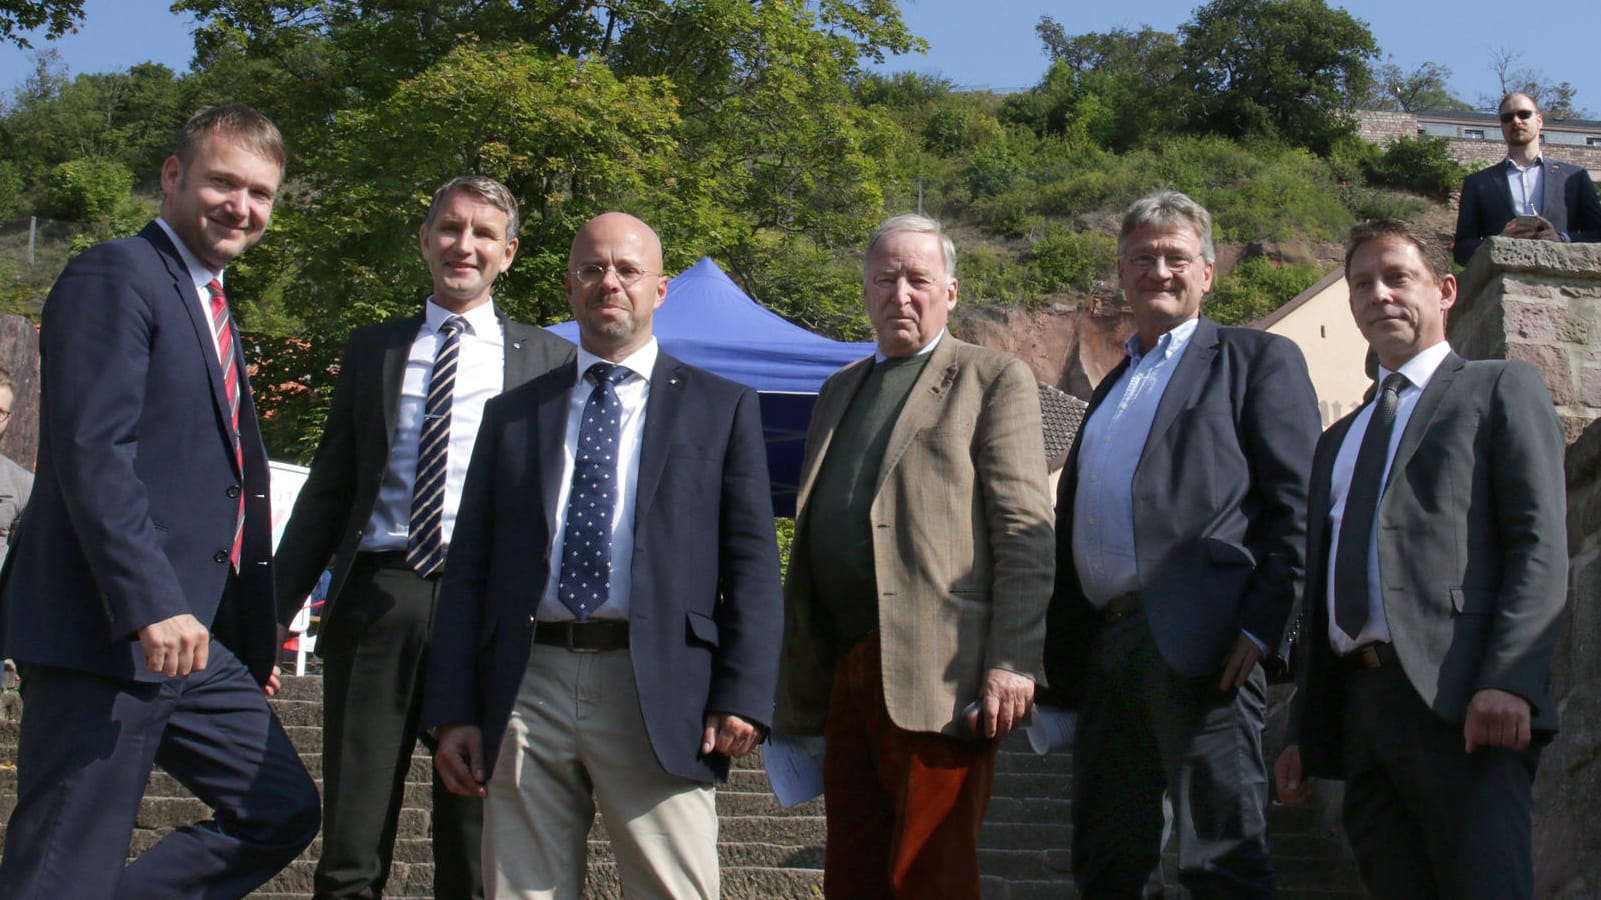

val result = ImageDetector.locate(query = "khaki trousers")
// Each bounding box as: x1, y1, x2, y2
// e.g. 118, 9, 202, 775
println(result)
485, 642, 718, 899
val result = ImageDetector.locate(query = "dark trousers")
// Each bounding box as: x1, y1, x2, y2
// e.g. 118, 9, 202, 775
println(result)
0, 642, 320, 899
821, 635, 999, 900
313, 557, 483, 900
1071, 611, 1275, 900
1340, 660, 1538, 899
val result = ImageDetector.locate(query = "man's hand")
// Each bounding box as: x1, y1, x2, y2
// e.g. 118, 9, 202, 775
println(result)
701, 712, 761, 759
263, 665, 282, 697
138, 613, 210, 677
1464, 688, 1533, 752
1218, 633, 1263, 692
977, 668, 1034, 740
1502, 214, 1559, 241
435, 724, 488, 798
1273, 744, 1313, 805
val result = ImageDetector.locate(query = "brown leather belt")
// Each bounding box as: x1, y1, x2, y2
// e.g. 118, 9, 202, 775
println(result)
534, 619, 630, 652
1101, 591, 1143, 622
1340, 642, 1399, 672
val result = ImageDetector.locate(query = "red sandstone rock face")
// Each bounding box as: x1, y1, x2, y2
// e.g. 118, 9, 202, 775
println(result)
951, 302, 1132, 401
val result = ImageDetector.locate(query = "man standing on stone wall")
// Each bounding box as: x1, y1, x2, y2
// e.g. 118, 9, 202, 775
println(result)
1044, 190, 1321, 898
776, 213, 1055, 899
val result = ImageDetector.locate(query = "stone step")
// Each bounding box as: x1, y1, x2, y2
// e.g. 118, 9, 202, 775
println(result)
715, 789, 824, 818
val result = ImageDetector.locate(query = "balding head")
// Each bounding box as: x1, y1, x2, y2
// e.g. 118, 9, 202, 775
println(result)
564, 212, 668, 361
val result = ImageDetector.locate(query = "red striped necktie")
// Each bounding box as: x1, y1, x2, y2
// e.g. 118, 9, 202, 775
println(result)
206, 279, 244, 571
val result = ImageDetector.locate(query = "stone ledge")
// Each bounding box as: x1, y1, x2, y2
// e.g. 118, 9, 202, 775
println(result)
1459, 238, 1601, 303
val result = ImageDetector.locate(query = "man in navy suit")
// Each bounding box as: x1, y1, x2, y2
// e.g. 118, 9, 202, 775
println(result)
422, 212, 782, 898
1452, 91, 1601, 265
1276, 220, 1567, 898
1044, 191, 1321, 898
273, 175, 574, 898
0, 105, 320, 897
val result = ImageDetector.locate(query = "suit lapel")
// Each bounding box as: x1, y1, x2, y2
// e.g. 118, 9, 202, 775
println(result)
874, 338, 960, 497
537, 363, 579, 539
1384, 352, 1465, 492
500, 316, 534, 388
380, 315, 423, 448
1059, 354, 1129, 506
633, 354, 687, 525
1543, 161, 1565, 231
144, 224, 238, 473
1139, 317, 1219, 466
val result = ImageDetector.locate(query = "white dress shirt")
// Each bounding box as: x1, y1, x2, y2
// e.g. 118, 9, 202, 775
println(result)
536, 339, 659, 622
360, 299, 505, 552
1503, 155, 1546, 217
1324, 340, 1453, 653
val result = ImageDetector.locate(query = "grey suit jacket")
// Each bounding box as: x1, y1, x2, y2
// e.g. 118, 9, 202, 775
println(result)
1453, 157, 1601, 265
273, 312, 574, 628
1291, 353, 1569, 778
775, 336, 1056, 737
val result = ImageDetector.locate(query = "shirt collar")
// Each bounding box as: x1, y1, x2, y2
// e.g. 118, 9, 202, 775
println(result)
153, 217, 221, 294
1124, 316, 1200, 365
1378, 340, 1452, 394
423, 298, 499, 336
1504, 154, 1545, 173
875, 328, 945, 364
577, 337, 659, 385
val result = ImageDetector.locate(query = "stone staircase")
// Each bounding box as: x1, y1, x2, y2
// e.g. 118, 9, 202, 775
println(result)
1, 673, 1364, 898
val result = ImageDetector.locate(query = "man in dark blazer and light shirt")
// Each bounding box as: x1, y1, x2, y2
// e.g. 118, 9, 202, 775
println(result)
423, 212, 783, 898
1045, 190, 1321, 898
0, 104, 320, 898
1276, 219, 1567, 899
273, 175, 575, 898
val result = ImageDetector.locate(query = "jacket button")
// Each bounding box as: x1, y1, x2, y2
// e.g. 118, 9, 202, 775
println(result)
213, 550, 228, 564
226, 485, 241, 499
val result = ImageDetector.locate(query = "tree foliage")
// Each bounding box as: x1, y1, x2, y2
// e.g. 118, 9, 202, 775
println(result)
1178, 0, 1378, 152
1363, 59, 1470, 112
0, 0, 84, 47
1486, 47, 1587, 119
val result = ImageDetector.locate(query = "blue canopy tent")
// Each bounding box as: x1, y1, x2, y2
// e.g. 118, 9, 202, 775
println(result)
549, 257, 874, 516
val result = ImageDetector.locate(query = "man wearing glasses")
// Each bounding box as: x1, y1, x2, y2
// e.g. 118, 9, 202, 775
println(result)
423, 212, 782, 898
1452, 91, 1601, 265
1045, 191, 1320, 898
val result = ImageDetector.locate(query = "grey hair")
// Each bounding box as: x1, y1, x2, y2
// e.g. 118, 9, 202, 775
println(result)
424, 175, 520, 239
865, 214, 957, 280
1118, 190, 1215, 264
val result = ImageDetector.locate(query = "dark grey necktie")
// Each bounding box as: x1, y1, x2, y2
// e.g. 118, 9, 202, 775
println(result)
557, 362, 631, 620
1333, 372, 1408, 639
405, 315, 466, 577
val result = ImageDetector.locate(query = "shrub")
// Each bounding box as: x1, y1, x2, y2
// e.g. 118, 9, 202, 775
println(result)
1030, 226, 1117, 294
1207, 256, 1325, 325
1361, 136, 1464, 200
45, 158, 134, 222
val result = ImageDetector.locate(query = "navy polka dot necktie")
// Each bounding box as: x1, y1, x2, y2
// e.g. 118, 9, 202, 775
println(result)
557, 362, 631, 620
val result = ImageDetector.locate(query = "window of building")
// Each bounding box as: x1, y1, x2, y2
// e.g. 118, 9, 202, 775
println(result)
1463, 129, 1485, 140
1587, 136, 1601, 147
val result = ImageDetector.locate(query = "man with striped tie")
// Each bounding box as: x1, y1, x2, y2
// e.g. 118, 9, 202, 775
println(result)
273, 176, 574, 898
0, 104, 321, 898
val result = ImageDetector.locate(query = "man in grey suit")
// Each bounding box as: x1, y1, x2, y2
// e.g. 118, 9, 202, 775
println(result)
1452, 91, 1601, 265
274, 175, 574, 898
1276, 219, 1568, 899
1044, 191, 1321, 898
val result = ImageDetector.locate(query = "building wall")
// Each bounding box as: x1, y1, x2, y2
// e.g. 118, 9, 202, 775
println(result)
1259, 278, 1372, 428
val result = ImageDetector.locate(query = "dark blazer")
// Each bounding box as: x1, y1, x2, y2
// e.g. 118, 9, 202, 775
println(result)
1453, 158, 1601, 265
272, 313, 574, 626
0, 223, 277, 684
1289, 354, 1568, 779
419, 352, 784, 783
1044, 318, 1321, 701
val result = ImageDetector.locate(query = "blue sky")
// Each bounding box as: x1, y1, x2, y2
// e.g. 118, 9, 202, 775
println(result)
3, 0, 1596, 116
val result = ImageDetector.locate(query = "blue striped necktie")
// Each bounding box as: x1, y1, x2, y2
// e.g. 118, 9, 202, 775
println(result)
406, 315, 466, 577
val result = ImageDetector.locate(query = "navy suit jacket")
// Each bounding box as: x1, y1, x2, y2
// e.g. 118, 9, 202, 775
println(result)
1453, 158, 1601, 265
1289, 355, 1568, 779
1044, 318, 1320, 701
0, 222, 278, 685
420, 351, 783, 783
272, 313, 574, 627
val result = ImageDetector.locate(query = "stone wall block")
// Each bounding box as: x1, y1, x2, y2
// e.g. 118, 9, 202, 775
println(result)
1508, 343, 1575, 405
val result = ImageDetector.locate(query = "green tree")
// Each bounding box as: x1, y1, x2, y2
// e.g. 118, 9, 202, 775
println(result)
1486, 47, 1587, 119
1207, 256, 1324, 325
1363, 59, 1470, 112
1010, 23, 1182, 149
0, 0, 84, 47
1178, 0, 1379, 152
44, 157, 132, 220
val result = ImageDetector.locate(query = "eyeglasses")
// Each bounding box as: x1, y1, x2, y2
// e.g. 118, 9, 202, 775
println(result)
568, 263, 655, 287
1499, 109, 1535, 123
1126, 253, 1200, 274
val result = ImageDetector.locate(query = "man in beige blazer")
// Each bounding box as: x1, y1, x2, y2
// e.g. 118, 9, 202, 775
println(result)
775, 214, 1055, 899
